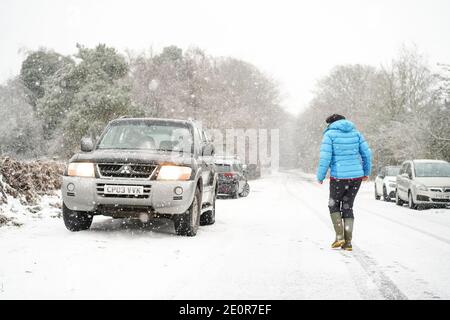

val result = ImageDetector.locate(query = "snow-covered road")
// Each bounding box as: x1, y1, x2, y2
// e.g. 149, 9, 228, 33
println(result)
1, 171, 450, 299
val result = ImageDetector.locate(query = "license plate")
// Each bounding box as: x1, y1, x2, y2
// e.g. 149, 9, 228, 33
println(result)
435, 194, 450, 200
104, 185, 144, 195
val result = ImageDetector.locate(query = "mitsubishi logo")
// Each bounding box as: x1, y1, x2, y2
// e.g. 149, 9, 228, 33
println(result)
120, 165, 132, 174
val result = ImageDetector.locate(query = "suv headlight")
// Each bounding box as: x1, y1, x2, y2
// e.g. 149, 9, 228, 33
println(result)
67, 162, 95, 177
157, 165, 192, 181
416, 184, 428, 191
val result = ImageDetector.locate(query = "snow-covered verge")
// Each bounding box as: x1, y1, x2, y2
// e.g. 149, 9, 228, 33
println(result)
0, 192, 62, 227
0, 157, 64, 227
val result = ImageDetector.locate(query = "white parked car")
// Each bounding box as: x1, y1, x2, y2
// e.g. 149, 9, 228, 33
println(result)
374, 166, 400, 201
396, 160, 450, 210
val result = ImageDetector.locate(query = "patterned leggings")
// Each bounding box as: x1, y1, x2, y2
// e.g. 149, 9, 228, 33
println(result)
328, 178, 362, 219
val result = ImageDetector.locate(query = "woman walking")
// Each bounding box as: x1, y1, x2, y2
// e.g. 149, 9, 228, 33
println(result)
316, 114, 372, 251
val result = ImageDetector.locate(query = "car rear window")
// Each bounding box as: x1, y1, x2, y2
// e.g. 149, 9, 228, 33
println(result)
216, 164, 231, 172
386, 167, 400, 176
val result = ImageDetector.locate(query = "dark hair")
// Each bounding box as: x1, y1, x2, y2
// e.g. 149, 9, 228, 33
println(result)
325, 114, 346, 124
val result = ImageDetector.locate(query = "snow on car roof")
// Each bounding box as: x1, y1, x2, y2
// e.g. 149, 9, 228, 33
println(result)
215, 159, 234, 164
215, 161, 233, 165
110, 117, 194, 125
215, 156, 240, 165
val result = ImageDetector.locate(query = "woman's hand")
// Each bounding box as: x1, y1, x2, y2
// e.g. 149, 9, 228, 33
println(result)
317, 180, 323, 184
361, 176, 369, 182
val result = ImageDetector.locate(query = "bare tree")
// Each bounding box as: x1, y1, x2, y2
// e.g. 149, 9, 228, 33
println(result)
295, 45, 448, 174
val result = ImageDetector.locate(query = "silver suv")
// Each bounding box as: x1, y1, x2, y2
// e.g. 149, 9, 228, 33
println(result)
396, 160, 450, 209
62, 118, 218, 236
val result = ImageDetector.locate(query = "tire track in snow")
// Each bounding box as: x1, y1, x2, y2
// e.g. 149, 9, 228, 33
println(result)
164, 177, 299, 299
283, 170, 450, 245
354, 207, 450, 246
282, 172, 408, 300
367, 202, 450, 231
284, 170, 445, 299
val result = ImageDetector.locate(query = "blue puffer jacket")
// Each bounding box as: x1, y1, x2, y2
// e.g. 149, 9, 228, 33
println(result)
316, 119, 372, 182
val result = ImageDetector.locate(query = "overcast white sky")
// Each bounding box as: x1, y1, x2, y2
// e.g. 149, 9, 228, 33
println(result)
1, 0, 449, 114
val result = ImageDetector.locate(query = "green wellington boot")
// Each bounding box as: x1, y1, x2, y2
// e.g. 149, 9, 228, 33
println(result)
342, 218, 354, 251
330, 212, 345, 248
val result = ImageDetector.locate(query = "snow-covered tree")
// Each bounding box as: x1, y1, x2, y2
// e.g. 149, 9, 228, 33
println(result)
20, 49, 74, 108
427, 63, 450, 160
0, 79, 45, 158
35, 44, 143, 156
128, 46, 283, 130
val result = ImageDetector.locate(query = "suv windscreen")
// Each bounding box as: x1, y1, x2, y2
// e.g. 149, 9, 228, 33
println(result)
97, 122, 193, 153
414, 162, 450, 178
216, 164, 231, 172
386, 167, 400, 176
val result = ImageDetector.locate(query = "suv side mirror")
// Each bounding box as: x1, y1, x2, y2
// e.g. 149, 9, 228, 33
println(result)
81, 137, 94, 152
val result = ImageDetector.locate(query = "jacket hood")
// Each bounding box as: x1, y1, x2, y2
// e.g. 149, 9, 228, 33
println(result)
325, 119, 355, 133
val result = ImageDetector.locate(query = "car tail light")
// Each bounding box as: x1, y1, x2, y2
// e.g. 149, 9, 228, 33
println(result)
223, 173, 236, 178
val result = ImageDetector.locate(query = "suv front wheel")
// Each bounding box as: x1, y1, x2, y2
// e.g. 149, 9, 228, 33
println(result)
62, 203, 93, 231
174, 188, 201, 236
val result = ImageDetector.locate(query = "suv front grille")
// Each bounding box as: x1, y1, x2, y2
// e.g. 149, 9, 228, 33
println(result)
96, 183, 151, 198
97, 163, 156, 179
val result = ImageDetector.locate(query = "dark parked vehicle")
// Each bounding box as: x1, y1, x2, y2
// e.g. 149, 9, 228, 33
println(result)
62, 118, 218, 236
215, 156, 250, 199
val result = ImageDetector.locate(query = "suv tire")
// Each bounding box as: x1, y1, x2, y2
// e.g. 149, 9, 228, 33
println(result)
63, 202, 93, 231
174, 188, 200, 236
200, 189, 216, 226
239, 182, 250, 197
